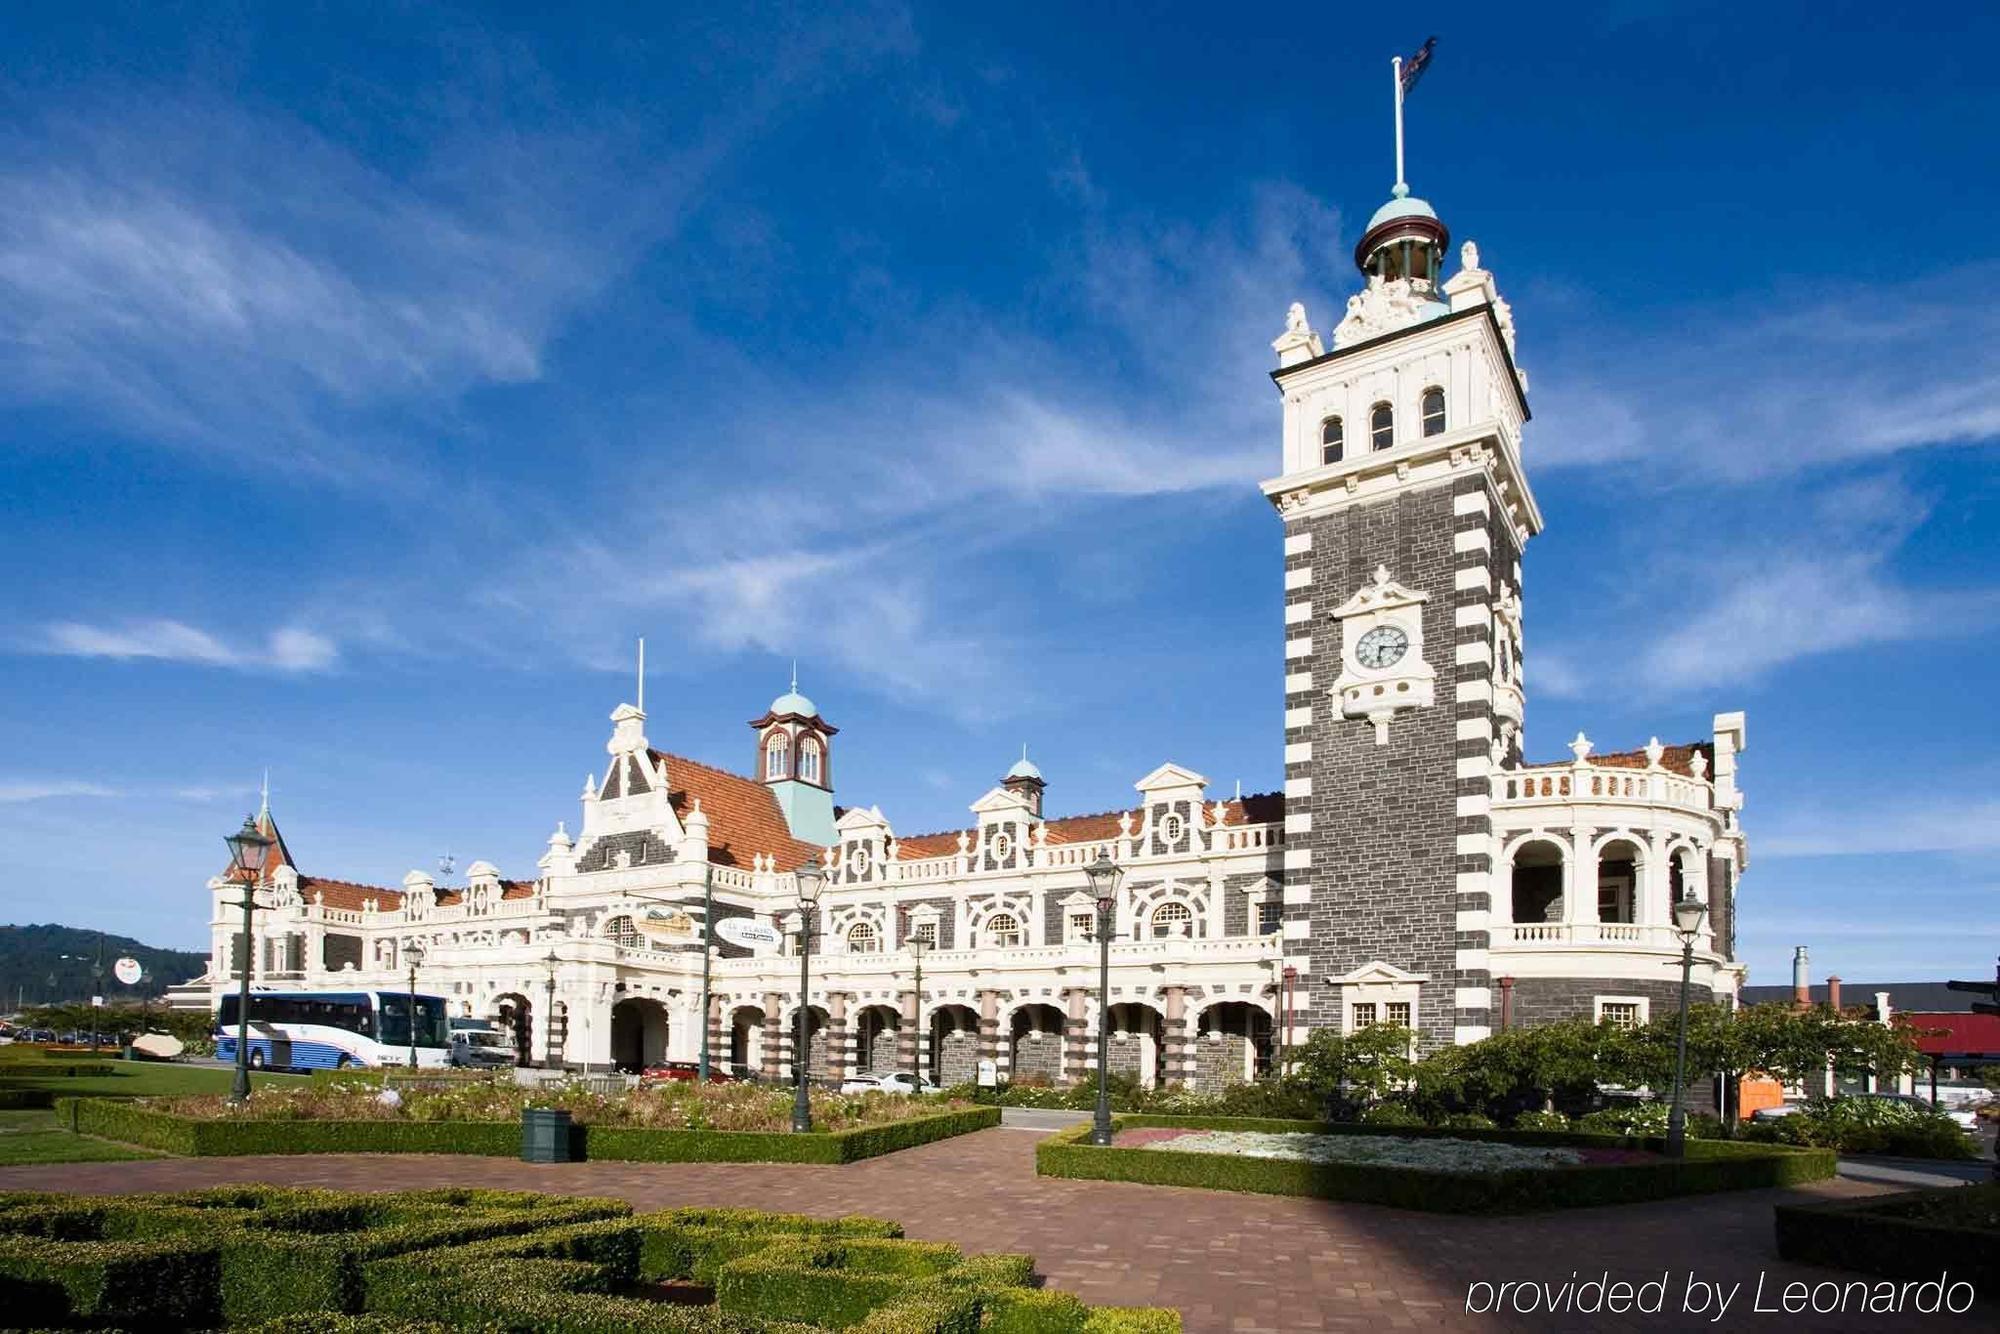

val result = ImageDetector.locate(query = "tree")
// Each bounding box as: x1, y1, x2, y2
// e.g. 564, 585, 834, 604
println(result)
1291, 1024, 1416, 1118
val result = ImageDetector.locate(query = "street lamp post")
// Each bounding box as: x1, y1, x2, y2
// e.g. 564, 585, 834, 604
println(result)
404, 942, 426, 1070
542, 948, 562, 1069
223, 815, 276, 1104
908, 937, 928, 1084
792, 855, 826, 1133
1085, 851, 1123, 1147
1666, 893, 1710, 1159
698, 865, 715, 1083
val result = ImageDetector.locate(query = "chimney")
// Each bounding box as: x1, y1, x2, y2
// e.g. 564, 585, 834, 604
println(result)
1827, 976, 1843, 1012
1874, 991, 1892, 1025
1792, 946, 1810, 1007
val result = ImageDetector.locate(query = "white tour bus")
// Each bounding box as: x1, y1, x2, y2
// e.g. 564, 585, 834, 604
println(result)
215, 990, 451, 1071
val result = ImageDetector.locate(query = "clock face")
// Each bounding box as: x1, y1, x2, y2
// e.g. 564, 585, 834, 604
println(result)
1355, 624, 1410, 670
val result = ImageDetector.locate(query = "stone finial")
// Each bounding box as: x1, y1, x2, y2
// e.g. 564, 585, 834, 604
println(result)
582, 773, 598, 800
548, 820, 572, 850
955, 830, 970, 854
1460, 239, 1480, 272
1270, 301, 1324, 367
1689, 750, 1709, 779
1644, 737, 1665, 768
1118, 810, 1135, 838
1568, 731, 1593, 764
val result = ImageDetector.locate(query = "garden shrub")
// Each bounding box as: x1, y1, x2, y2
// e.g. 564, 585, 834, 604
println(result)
1775, 1185, 2000, 1290
0, 1230, 222, 1329
1436, 1112, 1496, 1130
1036, 1115, 1835, 1213
1511, 1109, 1571, 1131
636, 1207, 905, 1283
716, 1240, 935, 1327
1356, 1103, 1424, 1128
1576, 1103, 1669, 1136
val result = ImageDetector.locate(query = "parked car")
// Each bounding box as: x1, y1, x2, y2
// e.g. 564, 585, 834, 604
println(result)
637, 1061, 732, 1086
840, 1071, 935, 1096
1752, 1091, 1978, 1132
447, 1028, 517, 1069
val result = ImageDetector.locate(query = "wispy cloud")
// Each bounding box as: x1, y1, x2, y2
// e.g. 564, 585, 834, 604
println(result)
1533, 266, 2000, 481
1538, 476, 1999, 697
0, 780, 121, 803
35, 619, 337, 672
1760, 796, 2000, 857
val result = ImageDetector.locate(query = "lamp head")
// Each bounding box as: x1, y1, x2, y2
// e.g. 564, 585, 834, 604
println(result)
794, 854, 826, 907
225, 815, 275, 880
1083, 850, 1122, 908
1671, 894, 1708, 942
404, 941, 426, 968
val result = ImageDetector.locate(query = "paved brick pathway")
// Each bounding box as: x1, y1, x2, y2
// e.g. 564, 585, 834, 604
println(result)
1, 1128, 1988, 1331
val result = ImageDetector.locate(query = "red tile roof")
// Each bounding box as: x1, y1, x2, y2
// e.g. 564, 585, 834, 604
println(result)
297, 876, 403, 912
1523, 742, 1715, 779
654, 750, 823, 869
893, 793, 1283, 858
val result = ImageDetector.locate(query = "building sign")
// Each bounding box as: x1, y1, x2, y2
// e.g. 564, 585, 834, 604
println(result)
976, 1058, 998, 1087
113, 957, 143, 986
716, 918, 783, 952
637, 909, 698, 944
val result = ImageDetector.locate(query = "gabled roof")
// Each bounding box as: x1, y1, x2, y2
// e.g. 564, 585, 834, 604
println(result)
652, 750, 823, 869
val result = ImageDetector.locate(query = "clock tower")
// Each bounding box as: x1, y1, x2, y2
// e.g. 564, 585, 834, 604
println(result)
1264, 185, 1540, 1052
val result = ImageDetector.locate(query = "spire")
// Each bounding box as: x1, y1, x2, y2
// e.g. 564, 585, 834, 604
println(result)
258, 769, 270, 823
636, 637, 646, 714
791, 658, 799, 694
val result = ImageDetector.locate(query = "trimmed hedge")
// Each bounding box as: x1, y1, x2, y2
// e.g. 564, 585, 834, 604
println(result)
61, 1096, 998, 1163
1036, 1115, 1836, 1213
1775, 1185, 2000, 1291
0, 1087, 56, 1110
0, 1185, 1180, 1333
0, 1061, 118, 1079
0, 1231, 222, 1329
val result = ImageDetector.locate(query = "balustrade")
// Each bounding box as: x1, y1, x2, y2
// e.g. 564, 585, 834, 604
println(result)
1494, 765, 1712, 813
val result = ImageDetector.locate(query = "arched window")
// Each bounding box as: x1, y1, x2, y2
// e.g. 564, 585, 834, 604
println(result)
846, 921, 879, 953
1320, 416, 1344, 466
797, 737, 822, 785
1370, 401, 1394, 451
764, 732, 790, 780
603, 915, 641, 949
985, 913, 1022, 949
1421, 386, 1446, 437
1151, 901, 1193, 938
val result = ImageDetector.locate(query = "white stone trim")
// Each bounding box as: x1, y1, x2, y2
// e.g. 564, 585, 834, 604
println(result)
1284, 671, 1313, 694
1454, 566, 1491, 592
1594, 994, 1651, 1025
1283, 706, 1313, 729
1453, 490, 1491, 518
1282, 847, 1313, 870
1284, 776, 1312, 798
1284, 742, 1313, 765
1284, 811, 1312, 834
1453, 528, 1491, 554
1455, 986, 1492, 1009
1284, 532, 1313, 555
1454, 1024, 1493, 1043
1455, 948, 1489, 972
1285, 636, 1313, 659
1284, 566, 1313, 590
1283, 600, 1313, 625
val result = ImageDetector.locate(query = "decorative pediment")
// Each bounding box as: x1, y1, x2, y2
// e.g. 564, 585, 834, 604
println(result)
1328, 960, 1432, 986
836, 805, 891, 835
970, 786, 1036, 819
1330, 565, 1429, 621
1134, 762, 1209, 795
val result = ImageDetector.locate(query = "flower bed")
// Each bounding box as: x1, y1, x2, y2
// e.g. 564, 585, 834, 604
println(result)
1039, 1115, 1834, 1214
59, 1094, 997, 1163
0, 1187, 1180, 1331
146, 1076, 963, 1132
1774, 1184, 2000, 1291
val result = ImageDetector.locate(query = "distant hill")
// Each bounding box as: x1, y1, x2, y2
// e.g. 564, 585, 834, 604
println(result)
0, 923, 206, 1009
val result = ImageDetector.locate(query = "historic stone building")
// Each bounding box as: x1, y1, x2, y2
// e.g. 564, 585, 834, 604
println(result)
191, 173, 1749, 1084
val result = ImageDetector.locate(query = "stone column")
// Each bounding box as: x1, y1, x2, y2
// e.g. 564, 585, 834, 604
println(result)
899, 984, 920, 1074
1162, 985, 1191, 1088
978, 990, 1001, 1080
827, 992, 850, 1082
762, 990, 784, 1081
1062, 987, 1091, 1085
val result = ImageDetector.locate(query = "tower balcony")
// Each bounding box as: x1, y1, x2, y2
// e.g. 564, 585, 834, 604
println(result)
1493, 763, 1715, 816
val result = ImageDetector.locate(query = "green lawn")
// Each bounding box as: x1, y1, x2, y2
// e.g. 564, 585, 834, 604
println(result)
0, 1109, 155, 1164
0, 1059, 304, 1163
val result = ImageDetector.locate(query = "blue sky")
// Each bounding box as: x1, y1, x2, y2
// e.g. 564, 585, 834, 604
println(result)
2, 3, 1995, 985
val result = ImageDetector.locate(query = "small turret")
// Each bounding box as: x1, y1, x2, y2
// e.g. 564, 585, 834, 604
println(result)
1001, 746, 1046, 817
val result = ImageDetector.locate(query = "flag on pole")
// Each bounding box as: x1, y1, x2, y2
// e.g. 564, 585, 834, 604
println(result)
1399, 36, 1437, 96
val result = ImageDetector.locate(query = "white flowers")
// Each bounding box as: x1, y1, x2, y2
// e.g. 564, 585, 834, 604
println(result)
1148, 1130, 1584, 1173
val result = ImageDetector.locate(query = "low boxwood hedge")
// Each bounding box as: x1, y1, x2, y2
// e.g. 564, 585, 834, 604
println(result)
1774, 1185, 2000, 1291
1036, 1115, 1835, 1213
0, 1186, 1180, 1332
61, 1097, 998, 1163
0, 1087, 56, 1109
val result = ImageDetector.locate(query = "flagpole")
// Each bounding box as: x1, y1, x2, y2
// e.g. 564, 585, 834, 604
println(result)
1392, 55, 1406, 194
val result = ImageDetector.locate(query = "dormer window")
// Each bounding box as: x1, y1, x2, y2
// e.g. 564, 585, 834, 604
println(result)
1370, 402, 1394, 451
764, 732, 790, 780
1320, 416, 1344, 466
797, 737, 822, 785
1421, 386, 1446, 437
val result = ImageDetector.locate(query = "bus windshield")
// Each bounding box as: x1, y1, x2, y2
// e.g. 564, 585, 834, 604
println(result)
376, 994, 449, 1049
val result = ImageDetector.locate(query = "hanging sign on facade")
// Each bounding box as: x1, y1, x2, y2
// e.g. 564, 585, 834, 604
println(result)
113, 957, 143, 986
637, 909, 698, 944
716, 918, 783, 952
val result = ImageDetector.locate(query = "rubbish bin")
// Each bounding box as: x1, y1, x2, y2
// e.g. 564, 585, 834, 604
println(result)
521, 1107, 575, 1163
